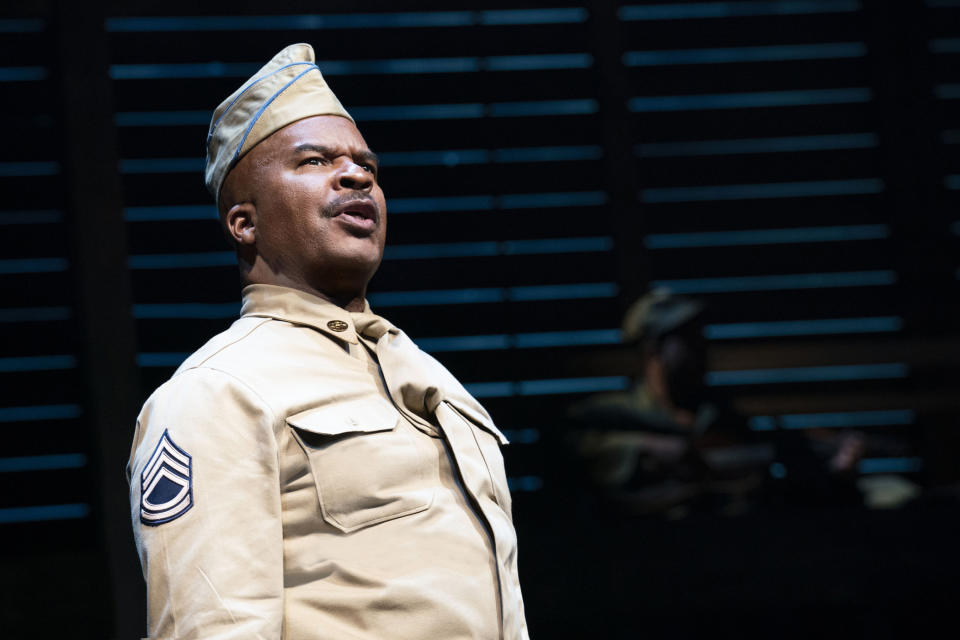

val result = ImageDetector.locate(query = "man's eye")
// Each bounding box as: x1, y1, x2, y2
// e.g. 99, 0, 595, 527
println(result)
362, 163, 377, 174
302, 157, 327, 166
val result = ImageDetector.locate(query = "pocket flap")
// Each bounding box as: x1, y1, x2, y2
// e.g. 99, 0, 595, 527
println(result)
445, 398, 509, 445
286, 397, 399, 437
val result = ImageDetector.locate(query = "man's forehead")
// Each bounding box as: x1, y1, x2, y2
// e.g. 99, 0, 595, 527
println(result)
273, 115, 368, 150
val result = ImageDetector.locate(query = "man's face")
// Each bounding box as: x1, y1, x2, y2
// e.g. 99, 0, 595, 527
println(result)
229, 115, 387, 299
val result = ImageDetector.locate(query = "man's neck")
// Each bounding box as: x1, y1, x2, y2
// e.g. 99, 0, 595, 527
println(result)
249, 275, 367, 312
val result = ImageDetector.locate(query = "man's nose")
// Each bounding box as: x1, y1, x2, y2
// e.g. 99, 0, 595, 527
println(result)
337, 161, 373, 191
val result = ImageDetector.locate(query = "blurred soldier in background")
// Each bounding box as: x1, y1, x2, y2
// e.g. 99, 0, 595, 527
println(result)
565, 289, 866, 518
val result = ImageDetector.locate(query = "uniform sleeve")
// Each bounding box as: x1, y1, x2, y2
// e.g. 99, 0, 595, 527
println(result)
128, 367, 283, 640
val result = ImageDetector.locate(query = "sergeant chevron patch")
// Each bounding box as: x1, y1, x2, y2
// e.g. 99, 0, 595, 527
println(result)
140, 429, 194, 526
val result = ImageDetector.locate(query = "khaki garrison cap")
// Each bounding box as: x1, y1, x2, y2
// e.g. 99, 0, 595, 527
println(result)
204, 43, 354, 202
622, 289, 704, 345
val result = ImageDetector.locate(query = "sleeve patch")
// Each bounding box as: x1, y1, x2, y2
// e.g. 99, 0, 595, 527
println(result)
140, 429, 194, 526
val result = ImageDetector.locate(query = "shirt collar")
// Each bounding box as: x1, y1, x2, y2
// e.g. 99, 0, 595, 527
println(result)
240, 283, 373, 344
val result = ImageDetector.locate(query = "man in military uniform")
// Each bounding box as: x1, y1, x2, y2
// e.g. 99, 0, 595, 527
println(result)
566, 289, 767, 516
566, 289, 866, 517
127, 43, 528, 640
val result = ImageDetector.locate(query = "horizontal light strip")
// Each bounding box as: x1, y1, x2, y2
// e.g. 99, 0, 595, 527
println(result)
0, 453, 87, 472
487, 53, 592, 70
110, 62, 258, 80
489, 99, 597, 117
336, 102, 483, 120
927, 0, 960, 6
624, 42, 865, 66
750, 409, 915, 431
930, 37, 960, 53
514, 328, 621, 348
350, 98, 599, 121
0, 257, 68, 274
0, 503, 90, 524
416, 335, 510, 351
507, 476, 544, 491
495, 145, 603, 163
935, 84, 960, 99
0, 66, 47, 82
353, 103, 473, 120
0, 19, 45, 32
379, 145, 603, 167
384, 236, 612, 260
390, 195, 494, 212
106, 9, 587, 32
381, 149, 487, 166
654, 270, 896, 293
0, 404, 82, 422
0, 306, 72, 323
417, 328, 622, 352
125, 205, 217, 221
636, 132, 878, 157
453, 381, 518, 398
629, 87, 871, 112
503, 237, 612, 253
641, 178, 883, 202
618, 1, 859, 20
368, 282, 618, 307
501, 191, 607, 208
390, 190, 607, 213
466, 375, 629, 398
517, 283, 619, 301
858, 457, 923, 474
138, 353, 188, 368
133, 303, 240, 319
706, 316, 902, 339
129, 252, 234, 269
120, 158, 202, 174
645, 224, 889, 248
0, 210, 62, 225
112, 53, 593, 79
707, 363, 908, 386
0, 161, 59, 176
482, 8, 588, 24
502, 428, 540, 444
386, 241, 498, 260
0, 355, 76, 372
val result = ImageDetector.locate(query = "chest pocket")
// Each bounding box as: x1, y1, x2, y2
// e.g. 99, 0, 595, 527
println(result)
442, 399, 513, 516
288, 398, 436, 533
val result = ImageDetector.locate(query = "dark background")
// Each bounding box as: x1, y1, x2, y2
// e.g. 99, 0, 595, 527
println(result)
2, 1, 959, 638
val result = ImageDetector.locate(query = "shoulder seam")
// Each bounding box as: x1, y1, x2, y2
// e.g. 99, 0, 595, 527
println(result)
181, 317, 274, 371
175, 365, 281, 432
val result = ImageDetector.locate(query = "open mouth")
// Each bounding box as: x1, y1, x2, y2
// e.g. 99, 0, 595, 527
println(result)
334, 199, 378, 225
331, 198, 379, 234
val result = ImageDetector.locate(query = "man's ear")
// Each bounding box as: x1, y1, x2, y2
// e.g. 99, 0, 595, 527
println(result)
225, 202, 256, 245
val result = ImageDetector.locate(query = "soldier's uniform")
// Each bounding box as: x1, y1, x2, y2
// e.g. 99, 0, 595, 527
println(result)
127, 43, 528, 640
129, 285, 528, 639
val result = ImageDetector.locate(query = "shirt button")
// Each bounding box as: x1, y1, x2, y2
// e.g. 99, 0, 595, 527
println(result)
327, 320, 349, 332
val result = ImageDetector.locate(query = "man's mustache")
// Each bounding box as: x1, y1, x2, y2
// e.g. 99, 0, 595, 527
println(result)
321, 193, 380, 219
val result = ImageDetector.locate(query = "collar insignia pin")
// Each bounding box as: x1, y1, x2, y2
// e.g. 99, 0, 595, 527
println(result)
327, 320, 349, 332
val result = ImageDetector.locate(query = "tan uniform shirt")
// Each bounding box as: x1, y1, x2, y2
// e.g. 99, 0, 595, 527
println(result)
128, 284, 528, 640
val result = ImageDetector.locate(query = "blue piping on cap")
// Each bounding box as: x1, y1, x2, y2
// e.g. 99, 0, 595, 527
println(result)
231, 65, 320, 164
205, 61, 317, 150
